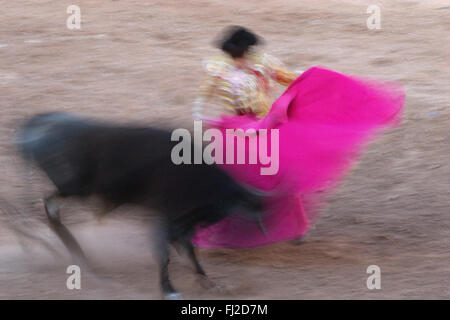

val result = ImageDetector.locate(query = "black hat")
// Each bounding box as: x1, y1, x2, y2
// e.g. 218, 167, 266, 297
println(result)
217, 26, 262, 58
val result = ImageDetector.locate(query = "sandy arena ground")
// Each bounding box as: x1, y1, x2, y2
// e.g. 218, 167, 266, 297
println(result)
0, 0, 449, 299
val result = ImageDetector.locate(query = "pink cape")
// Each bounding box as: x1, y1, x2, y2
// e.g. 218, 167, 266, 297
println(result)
192, 66, 405, 248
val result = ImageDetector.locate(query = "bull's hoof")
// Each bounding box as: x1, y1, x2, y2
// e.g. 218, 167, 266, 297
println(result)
198, 276, 225, 293
208, 283, 226, 293
164, 292, 183, 300
198, 275, 216, 289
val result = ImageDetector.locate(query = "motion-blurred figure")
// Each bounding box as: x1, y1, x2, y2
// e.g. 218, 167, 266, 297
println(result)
192, 26, 405, 248
193, 26, 299, 121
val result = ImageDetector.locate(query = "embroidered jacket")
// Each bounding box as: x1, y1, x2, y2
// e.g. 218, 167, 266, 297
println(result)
193, 52, 298, 121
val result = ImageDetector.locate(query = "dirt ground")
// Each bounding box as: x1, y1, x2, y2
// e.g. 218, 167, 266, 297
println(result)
0, 0, 449, 299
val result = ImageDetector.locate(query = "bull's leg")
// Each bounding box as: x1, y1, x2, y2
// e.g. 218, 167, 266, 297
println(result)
184, 239, 206, 276
44, 192, 89, 269
152, 223, 181, 300
178, 235, 220, 291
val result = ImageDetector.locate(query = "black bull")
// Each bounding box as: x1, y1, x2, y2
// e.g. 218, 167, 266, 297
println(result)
17, 112, 264, 299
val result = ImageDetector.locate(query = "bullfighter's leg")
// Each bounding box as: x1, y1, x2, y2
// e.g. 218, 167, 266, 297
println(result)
44, 192, 89, 269
153, 221, 181, 300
